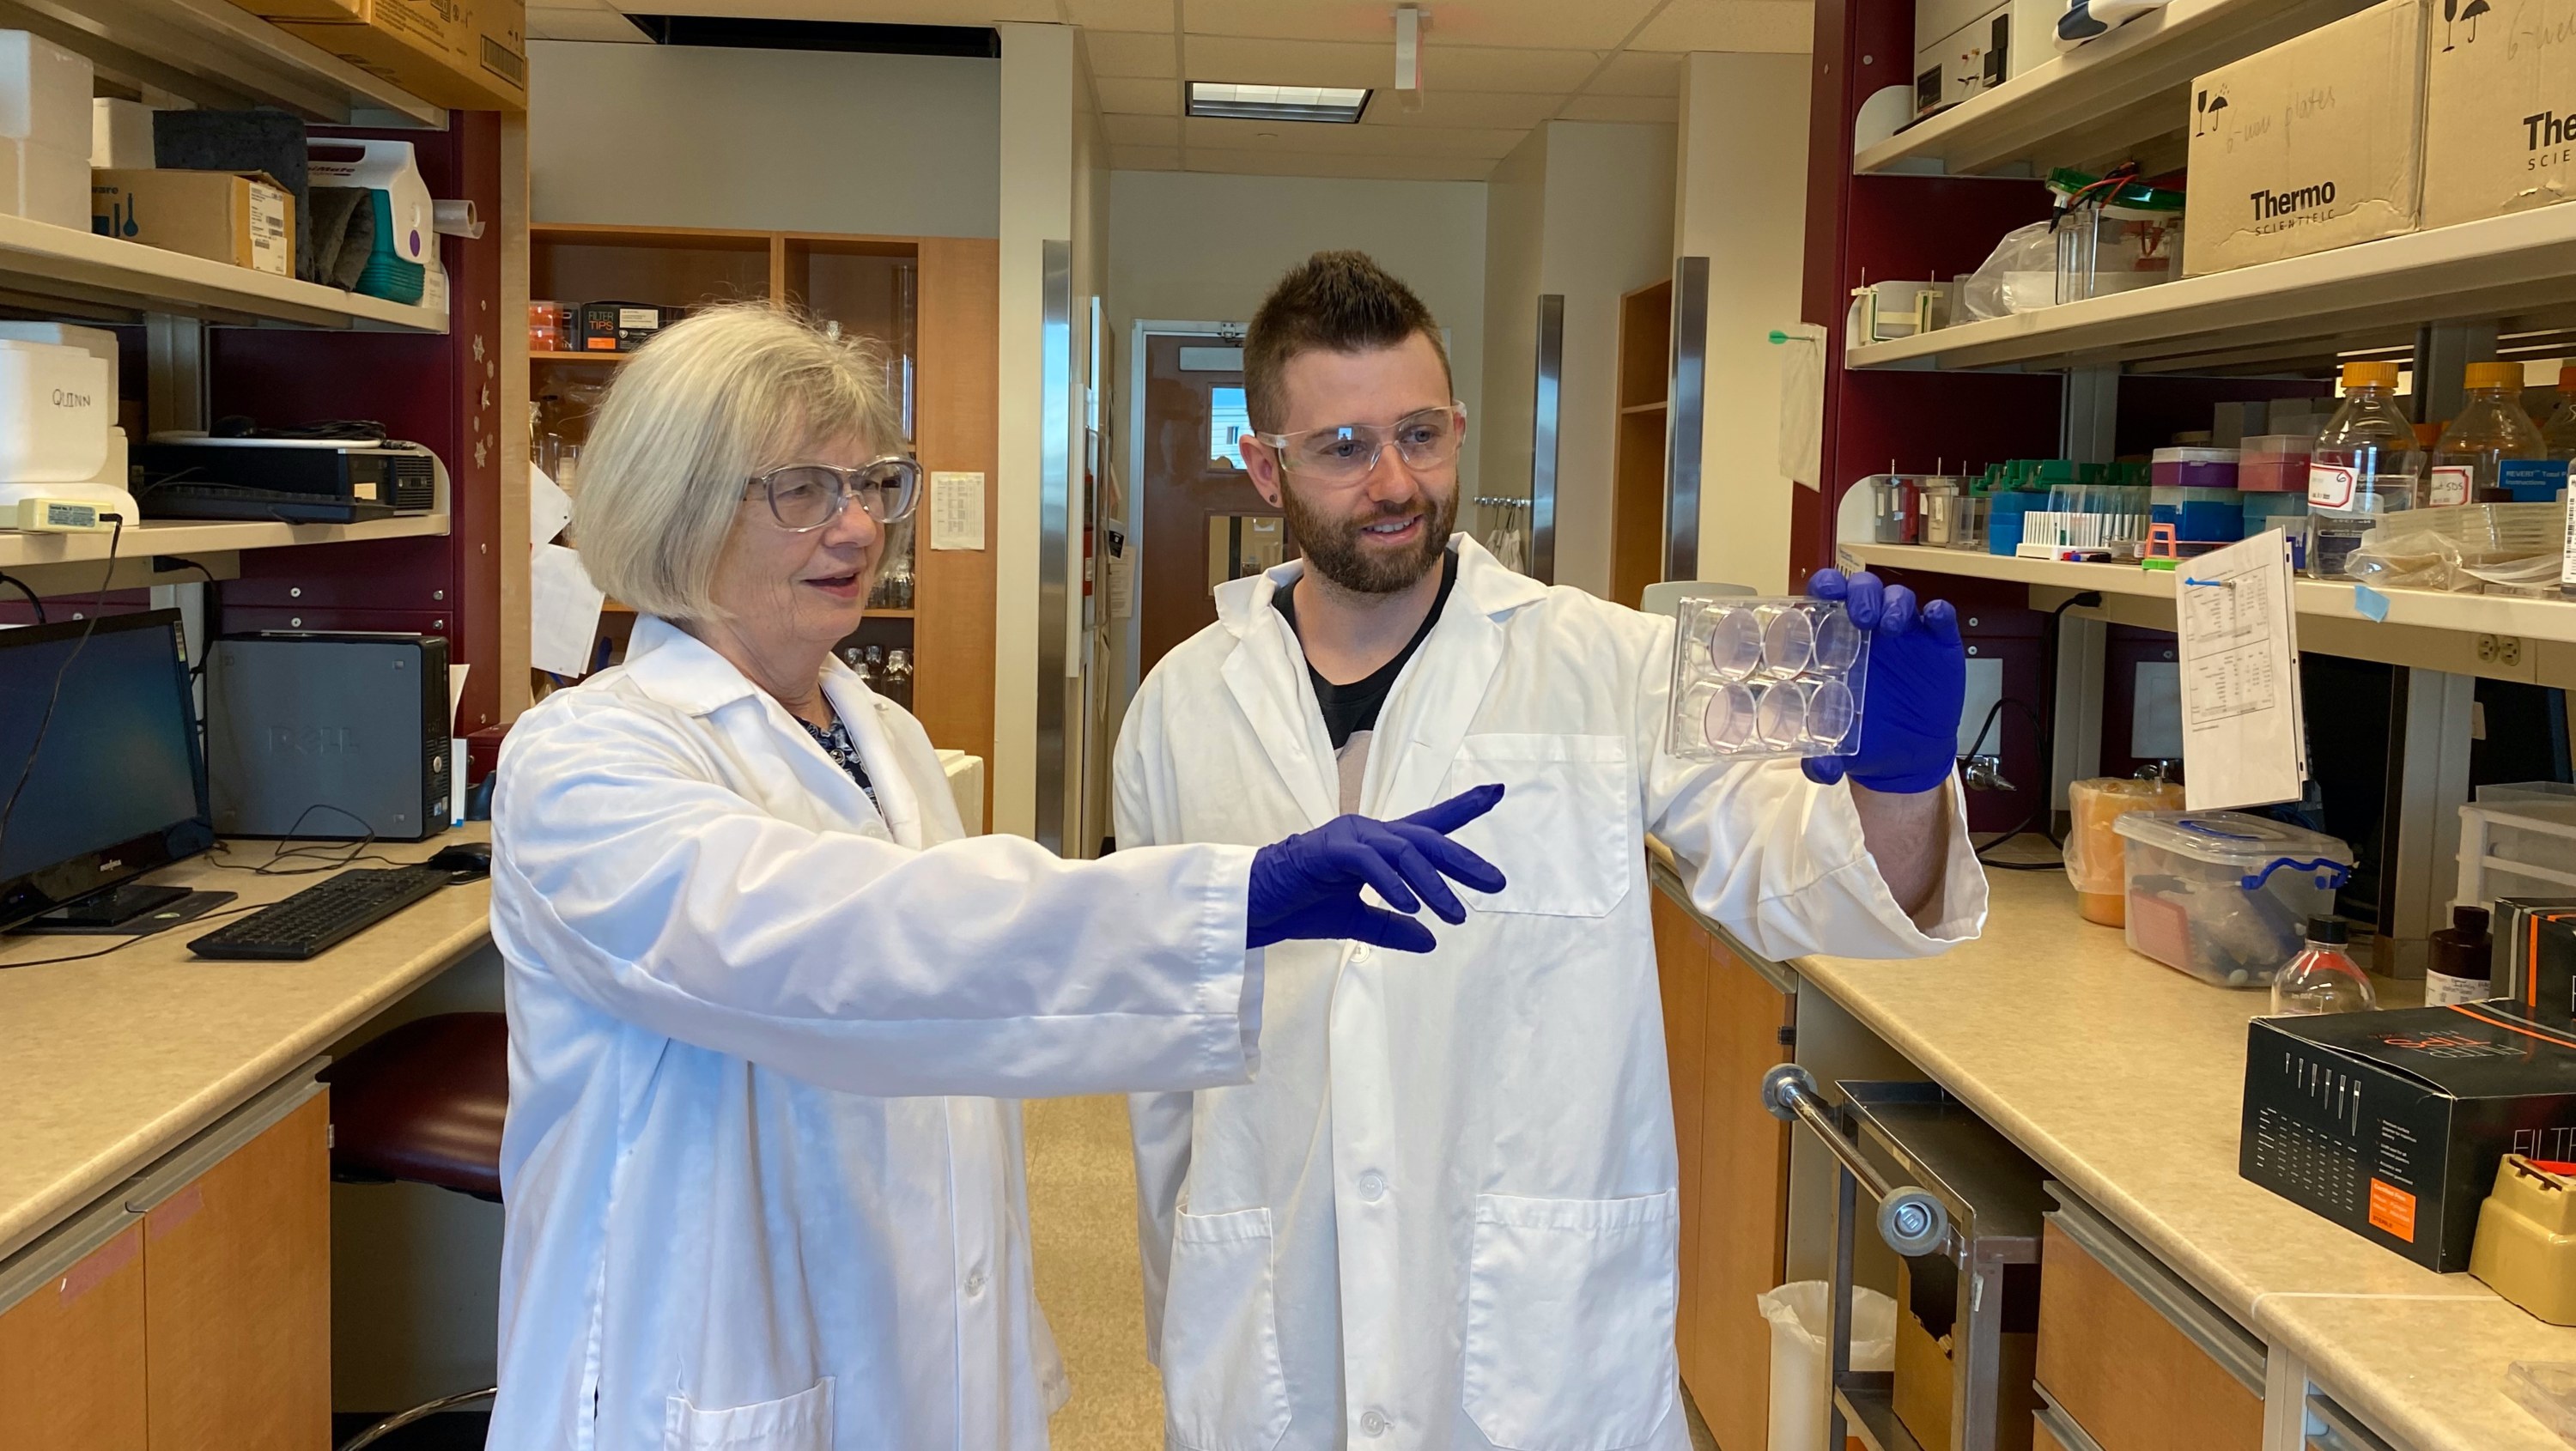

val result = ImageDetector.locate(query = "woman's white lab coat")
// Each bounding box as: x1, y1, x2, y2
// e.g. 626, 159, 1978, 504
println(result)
1114, 537, 1988, 1451
487, 616, 1261, 1451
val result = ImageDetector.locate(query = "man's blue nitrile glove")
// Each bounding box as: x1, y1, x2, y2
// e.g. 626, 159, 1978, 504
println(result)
1801, 568, 1965, 795
1245, 784, 1510, 951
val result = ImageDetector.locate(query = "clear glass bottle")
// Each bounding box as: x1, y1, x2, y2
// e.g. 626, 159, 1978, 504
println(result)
2270, 917, 2379, 1016
2308, 361, 2423, 578
2431, 362, 2546, 507
2545, 365, 2576, 460
884, 647, 914, 709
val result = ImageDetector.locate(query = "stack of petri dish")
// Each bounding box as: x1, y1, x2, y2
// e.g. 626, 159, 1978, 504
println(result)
1668, 598, 1868, 761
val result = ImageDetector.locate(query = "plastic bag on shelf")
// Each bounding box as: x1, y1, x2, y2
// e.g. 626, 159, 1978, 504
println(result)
1958, 221, 2061, 321
2342, 501, 2562, 592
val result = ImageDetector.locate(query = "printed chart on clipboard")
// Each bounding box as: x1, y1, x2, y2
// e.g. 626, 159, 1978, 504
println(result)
2175, 529, 2309, 810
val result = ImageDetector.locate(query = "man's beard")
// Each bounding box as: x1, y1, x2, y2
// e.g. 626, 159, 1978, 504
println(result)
1281, 482, 1456, 595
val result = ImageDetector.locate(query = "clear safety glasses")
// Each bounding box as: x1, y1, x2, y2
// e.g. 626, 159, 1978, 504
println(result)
746, 458, 924, 531
1254, 402, 1467, 484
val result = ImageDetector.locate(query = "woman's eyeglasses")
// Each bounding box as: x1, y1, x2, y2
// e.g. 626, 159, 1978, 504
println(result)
1252, 403, 1467, 485
746, 458, 923, 531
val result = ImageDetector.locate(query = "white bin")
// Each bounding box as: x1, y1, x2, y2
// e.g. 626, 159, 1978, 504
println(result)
1759, 1281, 1896, 1451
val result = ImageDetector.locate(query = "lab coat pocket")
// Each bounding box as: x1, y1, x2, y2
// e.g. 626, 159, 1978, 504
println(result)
1160, 1205, 1290, 1451
1443, 734, 1635, 917
1462, 1191, 1680, 1451
662, 1376, 833, 1451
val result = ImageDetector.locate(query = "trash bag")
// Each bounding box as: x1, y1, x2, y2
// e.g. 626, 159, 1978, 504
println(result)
1759, 1281, 1897, 1451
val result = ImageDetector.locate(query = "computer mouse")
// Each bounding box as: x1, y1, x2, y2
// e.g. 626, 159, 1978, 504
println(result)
423, 841, 492, 882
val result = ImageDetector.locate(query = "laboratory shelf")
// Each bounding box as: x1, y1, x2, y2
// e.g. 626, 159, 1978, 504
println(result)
0, 211, 451, 331
0, 513, 450, 574
531, 350, 626, 362
0, 0, 443, 126
1845, 542, 2576, 649
1853, 0, 2372, 178
1844, 204, 2576, 376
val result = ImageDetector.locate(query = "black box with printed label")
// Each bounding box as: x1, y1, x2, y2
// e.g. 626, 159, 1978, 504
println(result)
2241, 1002, 2576, 1271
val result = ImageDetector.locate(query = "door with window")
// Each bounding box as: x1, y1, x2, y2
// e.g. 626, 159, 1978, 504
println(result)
1137, 333, 1298, 682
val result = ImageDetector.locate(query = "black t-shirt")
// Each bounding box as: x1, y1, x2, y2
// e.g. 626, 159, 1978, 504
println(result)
1273, 548, 1460, 751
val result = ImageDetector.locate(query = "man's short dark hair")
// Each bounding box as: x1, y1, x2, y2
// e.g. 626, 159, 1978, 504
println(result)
1242, 251, 1452, 434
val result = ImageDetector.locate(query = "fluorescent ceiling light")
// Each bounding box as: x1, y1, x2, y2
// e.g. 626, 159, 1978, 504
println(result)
1187, 82, 1370, 124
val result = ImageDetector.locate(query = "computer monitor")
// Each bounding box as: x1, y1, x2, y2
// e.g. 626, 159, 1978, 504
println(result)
0, 609, 213, 932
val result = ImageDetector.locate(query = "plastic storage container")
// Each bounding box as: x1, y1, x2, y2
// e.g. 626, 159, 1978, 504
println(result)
2239, 434, 2314, 492
1668, 598, 1868, 761
2150, 486, 2245, 543
2111, 811, 2355, 987
1868, 474, 1924, 544
2151, 446, 2240, 489
2457, 792, 2576, 909
2065, 777, 2186, 926
1920, 479, 1985, 549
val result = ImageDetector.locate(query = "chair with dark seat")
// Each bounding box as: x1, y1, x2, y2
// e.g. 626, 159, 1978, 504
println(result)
320, 1012, 508, 1451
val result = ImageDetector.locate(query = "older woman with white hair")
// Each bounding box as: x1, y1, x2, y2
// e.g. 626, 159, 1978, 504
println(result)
486, 304, 1504, 1451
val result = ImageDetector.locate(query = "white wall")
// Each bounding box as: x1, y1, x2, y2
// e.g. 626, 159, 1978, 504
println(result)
1104, 169, 1491, 494
1478, 128, 1547, 562
1478, 122, 1676, 598
1540, 123, 1676, 598
527, 40, 1000, 236
1675, 52, 1813, 595
993, 22, 1078, 841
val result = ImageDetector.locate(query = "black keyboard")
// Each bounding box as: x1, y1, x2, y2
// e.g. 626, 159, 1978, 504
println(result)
189, 867, 451, 961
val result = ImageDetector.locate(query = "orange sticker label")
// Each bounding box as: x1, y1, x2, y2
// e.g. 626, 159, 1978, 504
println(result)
2368, 1179, 2418, 1242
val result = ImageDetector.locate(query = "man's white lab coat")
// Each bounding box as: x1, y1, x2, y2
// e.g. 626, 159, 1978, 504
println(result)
1114, 537, 1986, 1451
489, 616, 1260, 1450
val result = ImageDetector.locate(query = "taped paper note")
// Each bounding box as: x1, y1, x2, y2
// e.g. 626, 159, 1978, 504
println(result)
531, 543, 606, 677
1774, 324, 1827, 490
531, 464, 573, 547
932, 471, 986, 551
2176, 529, 2308, 810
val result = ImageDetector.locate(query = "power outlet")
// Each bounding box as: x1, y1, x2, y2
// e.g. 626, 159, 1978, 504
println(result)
2477, 634, 2524, 668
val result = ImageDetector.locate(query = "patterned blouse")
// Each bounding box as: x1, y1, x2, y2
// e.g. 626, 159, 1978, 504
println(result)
799, 716, 878, 808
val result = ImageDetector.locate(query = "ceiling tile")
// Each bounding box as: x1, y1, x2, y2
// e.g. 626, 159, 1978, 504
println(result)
1184, 35, 1602, 93
1083, 29, 1176, 76
701, 0, 1060, 19
1358, 90, 1558, 130
1096, 75, 1183, 112
1110, 144, 1183, 170
1182, 148, 1496, 181
1067, 0, 1176, 28
1627, 0, 1815, 53
527, 7, 651, 39
1181, 0, 1656, 50
1184, 116, 1522, 158
1556, 94, 1679, 123
1583, 50, 1683, 95
1103, 112, 1182, 146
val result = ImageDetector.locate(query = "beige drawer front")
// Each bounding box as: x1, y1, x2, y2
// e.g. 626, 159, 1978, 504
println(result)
2036, 1195, 2264, 1451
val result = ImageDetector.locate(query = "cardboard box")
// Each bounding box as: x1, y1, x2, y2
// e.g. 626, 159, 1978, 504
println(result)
2499, 899, 2576, 1011
90, 169, 296, 278
2423, 0, 2576, 229
219, 0, 362, 21
277, 0, 526, 113
1892, 1254, 2038, 1451
2241, 1001, 2576, 1271
9, 138, 89, 231
2183, 0, 2428, 276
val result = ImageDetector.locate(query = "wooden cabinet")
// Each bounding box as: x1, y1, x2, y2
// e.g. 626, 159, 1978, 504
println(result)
1654, 871, 1795, 1451
2034, 1213, 2263, 1451
139, 1090, 332, 1451
0, 1210, 148, 1451
0, 1080, 331, 1451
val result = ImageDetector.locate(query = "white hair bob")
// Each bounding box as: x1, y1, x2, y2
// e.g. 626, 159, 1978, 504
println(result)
568, 302, 902, 623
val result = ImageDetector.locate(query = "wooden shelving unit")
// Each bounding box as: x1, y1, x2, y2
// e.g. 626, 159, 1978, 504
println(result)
532, 223, 999, 783
1612, 278, 1674, 609
1, 0, 446, 128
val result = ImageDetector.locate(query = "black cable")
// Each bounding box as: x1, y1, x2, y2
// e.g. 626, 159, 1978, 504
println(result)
0, 572, 46, 624
153, 557, 220, 681
1965, 590, 2105, 871
0, 516, 125, 868
204, 804, 405, 876
0, 900, 265, 972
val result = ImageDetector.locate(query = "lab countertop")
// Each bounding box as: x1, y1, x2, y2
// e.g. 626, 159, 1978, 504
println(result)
0, 831, 494, 1264
1775, 865, 2576, 1451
